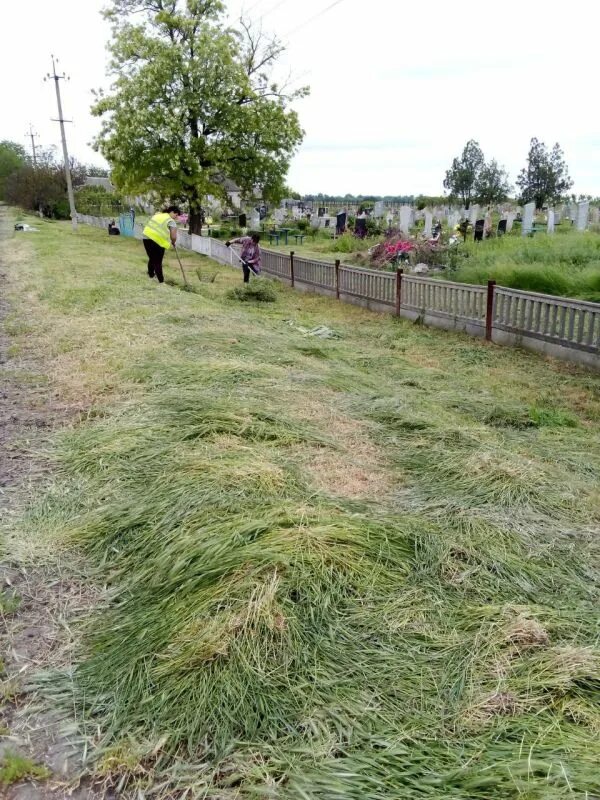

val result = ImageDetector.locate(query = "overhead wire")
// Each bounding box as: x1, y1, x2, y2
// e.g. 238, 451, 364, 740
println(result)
281, 0, 346, 39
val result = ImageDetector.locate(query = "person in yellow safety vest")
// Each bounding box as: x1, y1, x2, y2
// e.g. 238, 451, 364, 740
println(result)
142, 206, 181, 283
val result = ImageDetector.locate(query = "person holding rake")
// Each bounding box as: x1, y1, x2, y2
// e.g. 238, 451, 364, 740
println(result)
226, 233, 262, 282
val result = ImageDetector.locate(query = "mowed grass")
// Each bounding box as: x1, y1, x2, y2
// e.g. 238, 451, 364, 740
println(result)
4, 213, 600, 799
451, 227, 600, 300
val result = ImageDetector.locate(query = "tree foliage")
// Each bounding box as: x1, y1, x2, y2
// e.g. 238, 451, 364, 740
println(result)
75, 184, 124, 215
443, 140, 485, 209
516, 138, 573, 210
0, 141, 28, 199
474, 159, 512, 206
92, 0, 307, 233
4, 151, 86, 219
444, 141, 513, 208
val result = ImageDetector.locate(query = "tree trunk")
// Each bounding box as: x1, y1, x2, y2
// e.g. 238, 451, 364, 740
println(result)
189, 208, 205, 235
188, 189, 205, 235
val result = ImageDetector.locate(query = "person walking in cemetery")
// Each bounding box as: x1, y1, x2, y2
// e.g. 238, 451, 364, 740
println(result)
142, 206, 181, 284
226, 233, 262, 282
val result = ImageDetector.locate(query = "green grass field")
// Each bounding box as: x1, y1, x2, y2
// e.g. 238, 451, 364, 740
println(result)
450, 227, 600, 301
4, 214, 600, 798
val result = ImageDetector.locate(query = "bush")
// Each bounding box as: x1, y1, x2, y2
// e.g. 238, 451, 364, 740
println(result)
227, 280, 278, 303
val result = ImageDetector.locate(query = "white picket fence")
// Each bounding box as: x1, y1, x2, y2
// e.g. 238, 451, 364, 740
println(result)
77, 214, 600, 369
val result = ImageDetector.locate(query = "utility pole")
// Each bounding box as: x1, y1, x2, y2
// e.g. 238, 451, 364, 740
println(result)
45, 56, 77, 230
25, 124, 39, 167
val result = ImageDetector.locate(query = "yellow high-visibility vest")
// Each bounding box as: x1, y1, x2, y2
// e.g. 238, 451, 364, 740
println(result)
143, 213, 173, 250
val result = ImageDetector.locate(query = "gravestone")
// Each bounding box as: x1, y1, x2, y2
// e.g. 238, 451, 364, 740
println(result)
424, 210, 433, 237
273, 208, 285, 223
497, 219, 507, 236
474, 219, 485, 242
576, 201, 589, 231
484, 212, 493, 235
447, 210, 460, 230
522, 202, 535, 235
399, 206, 413, 235
506, 211, 517, 232
250, 211, 260, 229
591, 207, 600, 225
373, 201, 385, 218
468, 204, 479, 225
547, 208, 555, 234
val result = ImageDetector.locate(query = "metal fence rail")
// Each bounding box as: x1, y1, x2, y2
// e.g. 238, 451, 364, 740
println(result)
76, 215, 600, 366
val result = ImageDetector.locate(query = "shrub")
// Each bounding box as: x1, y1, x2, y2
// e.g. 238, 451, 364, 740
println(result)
227, 280, 278, 302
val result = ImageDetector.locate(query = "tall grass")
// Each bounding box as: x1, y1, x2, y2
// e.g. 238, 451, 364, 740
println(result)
451, 230, 600, 300
8, 215, 600, 798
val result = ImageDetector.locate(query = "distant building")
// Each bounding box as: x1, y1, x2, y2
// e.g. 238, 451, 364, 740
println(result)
82, 176, 114, 192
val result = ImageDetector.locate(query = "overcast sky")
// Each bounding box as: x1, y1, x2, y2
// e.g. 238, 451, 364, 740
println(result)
2, 0, 598, 196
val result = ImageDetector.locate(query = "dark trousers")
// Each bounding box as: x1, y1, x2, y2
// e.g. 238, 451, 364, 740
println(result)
242, 261, 259, 283
143, 238, 165, 283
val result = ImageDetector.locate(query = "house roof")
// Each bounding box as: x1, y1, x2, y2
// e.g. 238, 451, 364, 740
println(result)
83, 176, 114, 191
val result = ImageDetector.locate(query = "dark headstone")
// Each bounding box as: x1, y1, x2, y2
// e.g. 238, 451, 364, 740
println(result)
474, 219, 485, 242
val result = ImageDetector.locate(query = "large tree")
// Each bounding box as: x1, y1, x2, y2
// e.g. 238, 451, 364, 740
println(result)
474, 159, 512, 206
443, 140, 485, 209
0, 140, 28, 199
92, 0, 307, 233
516, 138, 573, 210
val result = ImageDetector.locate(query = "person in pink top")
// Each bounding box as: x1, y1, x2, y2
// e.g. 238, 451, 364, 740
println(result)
226, 234, 262, 283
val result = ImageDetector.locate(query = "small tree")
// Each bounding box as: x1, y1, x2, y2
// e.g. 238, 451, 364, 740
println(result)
443, 140, 485, 209
516, 138, 573, 210
0, 141, 28, 199
475, 160, 512, 206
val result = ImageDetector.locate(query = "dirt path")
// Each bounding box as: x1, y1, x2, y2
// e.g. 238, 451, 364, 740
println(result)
0, 208, 109, 799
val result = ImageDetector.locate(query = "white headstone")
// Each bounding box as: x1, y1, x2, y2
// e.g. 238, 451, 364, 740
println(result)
273, 208, 285, 223
522, 202, 535, 235
547, 208, 555, 234
468, 204, 479, 225
399, 206, 413, 236
424, 210, 433, 237
591, 207, 600, 225
576, 201, 589, 231
374, 201, 385, 218
505, 211, 516, 232
447, 210, 460, 230
250, 211, 260, 229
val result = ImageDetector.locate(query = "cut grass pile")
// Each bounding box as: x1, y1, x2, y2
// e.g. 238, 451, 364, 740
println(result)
450, 229, 600, 300
227, 279, 279, 302
4, 214, 600, 798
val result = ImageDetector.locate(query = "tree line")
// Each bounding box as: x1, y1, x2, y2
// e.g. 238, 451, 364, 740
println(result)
444, 138, 574, 210
0, 140, 113, 218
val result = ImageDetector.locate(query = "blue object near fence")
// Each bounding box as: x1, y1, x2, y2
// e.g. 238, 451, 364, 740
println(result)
119, 213, 135, 237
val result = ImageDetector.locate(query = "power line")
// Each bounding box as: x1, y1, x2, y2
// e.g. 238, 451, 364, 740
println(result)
257, 0, 288, 20
282, 0, 346, 39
